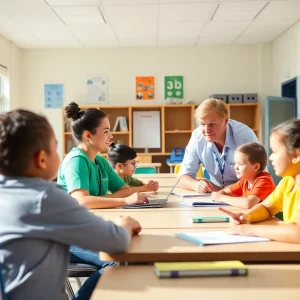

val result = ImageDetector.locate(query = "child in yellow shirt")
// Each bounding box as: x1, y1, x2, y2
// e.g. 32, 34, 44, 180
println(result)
108, 143, 159, 193
220, 119, 300, 244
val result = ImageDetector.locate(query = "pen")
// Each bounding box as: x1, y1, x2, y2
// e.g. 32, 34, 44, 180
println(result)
190, 216, 230, 223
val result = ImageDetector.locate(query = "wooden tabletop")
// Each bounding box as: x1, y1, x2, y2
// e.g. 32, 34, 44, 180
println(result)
93, 209, 248, 229
100, 223, 300, 263
91, 264, 300, 300
92, 188, 243, 212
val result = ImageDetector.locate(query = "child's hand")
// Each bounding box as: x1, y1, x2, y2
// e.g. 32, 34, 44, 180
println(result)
114, 216, 142, 235
194, 178, 219, 193
226, 223, 250, 236
148, 180, 159, 191
125, 192, 149, 205
143, 180, 159, 192
218, 207, 249, 225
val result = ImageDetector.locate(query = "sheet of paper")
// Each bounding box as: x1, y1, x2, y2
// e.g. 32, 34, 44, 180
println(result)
176, 231, 270, 246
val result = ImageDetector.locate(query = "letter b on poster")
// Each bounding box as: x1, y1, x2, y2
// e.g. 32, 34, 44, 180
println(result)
164, 76, 184, 100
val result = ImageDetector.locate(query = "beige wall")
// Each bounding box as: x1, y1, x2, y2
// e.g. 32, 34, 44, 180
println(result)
272, 21, 300, 97
0, 35, 21, 109
20, 45, 270, 157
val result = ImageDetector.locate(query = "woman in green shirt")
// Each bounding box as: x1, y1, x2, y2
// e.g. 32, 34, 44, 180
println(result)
57, 102, 148, 208
57, 102, 148, 299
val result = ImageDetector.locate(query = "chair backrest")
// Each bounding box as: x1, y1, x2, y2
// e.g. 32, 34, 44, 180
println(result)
174, 164, 181, 175
174, 163, 203, 178
134, 166, 156, 174
0, 263, 7, 300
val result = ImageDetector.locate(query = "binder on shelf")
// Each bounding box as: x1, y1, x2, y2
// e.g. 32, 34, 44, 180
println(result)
120, 116, 128, 132
113, 116, 128, 132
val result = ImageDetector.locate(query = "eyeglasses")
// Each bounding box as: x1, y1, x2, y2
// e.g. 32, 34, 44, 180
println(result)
122, 161, 138, 167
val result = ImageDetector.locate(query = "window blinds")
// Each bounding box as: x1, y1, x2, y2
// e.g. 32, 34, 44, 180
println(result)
0, 64, 8, 76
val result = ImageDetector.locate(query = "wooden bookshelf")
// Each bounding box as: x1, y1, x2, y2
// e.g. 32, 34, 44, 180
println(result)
62, 103, 260, 172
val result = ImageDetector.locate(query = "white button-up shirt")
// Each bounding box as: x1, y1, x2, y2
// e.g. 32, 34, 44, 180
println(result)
179, 119, 259, 187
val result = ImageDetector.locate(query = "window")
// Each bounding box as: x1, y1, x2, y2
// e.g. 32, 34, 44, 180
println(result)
0, 64, 9, 113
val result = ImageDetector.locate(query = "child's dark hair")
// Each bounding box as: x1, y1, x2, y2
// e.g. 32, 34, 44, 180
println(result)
237, 142, 267, 172
0, 109, 52, 176
272, 119, 300, 153
64, 102, 107, 144
108, 143, 137, 168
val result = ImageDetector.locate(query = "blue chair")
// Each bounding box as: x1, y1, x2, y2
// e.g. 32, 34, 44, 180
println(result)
65, 263, 98, 299
134, 166, 156, 174
0, 263, 7, 300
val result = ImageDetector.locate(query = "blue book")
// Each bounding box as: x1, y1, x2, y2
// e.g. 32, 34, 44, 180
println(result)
181, 198, 229, 207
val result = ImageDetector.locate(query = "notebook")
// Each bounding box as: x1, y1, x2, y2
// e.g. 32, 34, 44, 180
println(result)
181, 197, 229, 207
176, 231, 270, 246
121, 178, 180, 209
154, 261, 248, 278
172, 192, 211, 197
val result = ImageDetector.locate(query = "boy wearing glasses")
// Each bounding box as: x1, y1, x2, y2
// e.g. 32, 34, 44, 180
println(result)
108, 143, 159, 192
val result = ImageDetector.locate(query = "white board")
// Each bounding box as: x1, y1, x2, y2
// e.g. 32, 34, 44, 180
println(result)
133, 111, 160, 149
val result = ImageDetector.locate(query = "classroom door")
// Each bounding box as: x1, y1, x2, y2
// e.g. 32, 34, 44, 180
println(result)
265, 96, 296, 184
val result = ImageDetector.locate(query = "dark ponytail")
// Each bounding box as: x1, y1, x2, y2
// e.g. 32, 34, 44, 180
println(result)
64, 102, 107, 144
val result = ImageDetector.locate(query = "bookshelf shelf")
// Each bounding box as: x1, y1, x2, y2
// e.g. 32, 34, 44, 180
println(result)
62, 103, 260, 172
111, 132, 130, 135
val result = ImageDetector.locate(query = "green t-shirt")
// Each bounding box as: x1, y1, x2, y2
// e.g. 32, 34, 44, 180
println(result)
57, 148, 125, 196
124, 176, 143, 187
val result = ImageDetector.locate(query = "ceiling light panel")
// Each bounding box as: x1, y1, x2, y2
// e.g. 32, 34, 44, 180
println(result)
0, 5, 59, 24
198, 20, 250, 44
213, 1, 268, 21
67, 23, 116, 41
46, 0, 101, 5
256, 0, 300, 20
103, 4, 157, 24
53, 6, 105, 24
102, 0, 158, 4
159, 22, 202, 40
159, 3, 217, 23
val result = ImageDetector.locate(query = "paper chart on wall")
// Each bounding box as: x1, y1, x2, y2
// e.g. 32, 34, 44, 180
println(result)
86, 75, 107, 104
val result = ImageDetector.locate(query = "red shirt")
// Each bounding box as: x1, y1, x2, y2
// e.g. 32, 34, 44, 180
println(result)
230, 172, 276, 201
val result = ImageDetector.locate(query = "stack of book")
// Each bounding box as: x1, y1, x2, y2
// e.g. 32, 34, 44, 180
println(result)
113, 116, 128, 132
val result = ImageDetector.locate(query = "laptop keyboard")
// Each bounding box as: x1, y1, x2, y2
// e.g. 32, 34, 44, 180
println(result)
148, 199, 167, 205
121, 198, 167, 209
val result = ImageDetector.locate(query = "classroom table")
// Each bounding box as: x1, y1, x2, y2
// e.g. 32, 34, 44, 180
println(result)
166, 162, 177, 173
100, 225, 300, 263
91, 264, 300, 300
92, 190, 243, 212
93, 208, 250, 229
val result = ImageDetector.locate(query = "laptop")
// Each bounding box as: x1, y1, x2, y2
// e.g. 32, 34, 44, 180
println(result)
122, 178, 180, 209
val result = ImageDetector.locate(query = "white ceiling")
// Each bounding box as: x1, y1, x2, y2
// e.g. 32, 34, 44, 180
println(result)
0, 0, 299, 48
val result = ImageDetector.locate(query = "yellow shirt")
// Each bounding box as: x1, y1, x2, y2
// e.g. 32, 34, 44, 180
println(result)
267, 176, 300, 223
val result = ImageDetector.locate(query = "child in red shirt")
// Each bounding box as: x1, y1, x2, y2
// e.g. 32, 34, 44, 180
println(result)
211, 142, 275, 208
